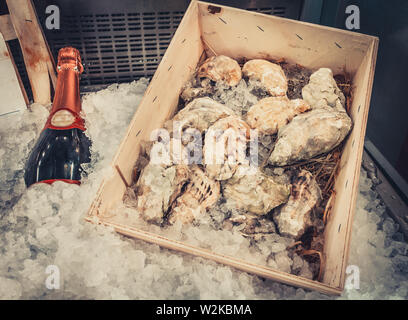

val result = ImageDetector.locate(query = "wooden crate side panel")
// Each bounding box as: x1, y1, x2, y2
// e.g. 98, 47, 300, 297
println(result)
93, 215, 342, 296
336, 38, 379, 288
88, 1, 204, 218
0, 15, 17, 41
87, 167, 128, 218
322, 39, 379, 289
197, 1, 374, 75
113, 1, 203, 186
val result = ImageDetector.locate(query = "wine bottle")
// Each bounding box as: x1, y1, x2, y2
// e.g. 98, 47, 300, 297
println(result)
24, 47, 91, 187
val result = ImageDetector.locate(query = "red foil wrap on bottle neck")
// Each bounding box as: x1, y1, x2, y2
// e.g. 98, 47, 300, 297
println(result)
45, 47, 85, 131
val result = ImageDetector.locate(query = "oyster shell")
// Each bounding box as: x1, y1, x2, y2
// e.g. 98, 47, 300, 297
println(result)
268, 108, 352, 166
136, 164, 190, 224
225, 213, 277, 235
203, 116, 251, 180
197, 55, 242, 86
223, 165, 291, 215
246, 96, 311, 135
302, 68, 346, 112
168, 166, 220, 224
164, 97, 235, 135
180, 78, 213, 103
242, 59, 287, 96
273, 170, 322, 238
149, 138, 194, 166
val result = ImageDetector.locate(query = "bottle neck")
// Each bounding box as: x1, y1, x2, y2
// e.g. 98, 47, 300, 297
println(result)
45, 68, 85, 131
51, 68, 82, 115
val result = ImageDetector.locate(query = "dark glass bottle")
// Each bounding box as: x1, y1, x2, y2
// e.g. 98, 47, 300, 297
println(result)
24, 47, 91, 187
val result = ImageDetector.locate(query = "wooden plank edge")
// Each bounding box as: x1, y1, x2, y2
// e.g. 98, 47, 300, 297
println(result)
84, 216, 343, 296
0, 14, 17, 41
85, 168, 115, 219
196, 0, 379, 43
337, 38, 379, 290
6, 0, 53, 104
110, 0, 200, 187
29, 0, 57, 89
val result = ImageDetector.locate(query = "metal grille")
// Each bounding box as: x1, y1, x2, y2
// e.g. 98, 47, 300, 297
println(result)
43, 11, 185, 87
25, 0, 302, 92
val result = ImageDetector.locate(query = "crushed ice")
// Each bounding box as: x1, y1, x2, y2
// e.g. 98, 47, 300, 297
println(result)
0, 79, 406, 299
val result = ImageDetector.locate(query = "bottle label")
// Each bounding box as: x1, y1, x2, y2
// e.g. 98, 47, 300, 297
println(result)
51, 109, 76, 127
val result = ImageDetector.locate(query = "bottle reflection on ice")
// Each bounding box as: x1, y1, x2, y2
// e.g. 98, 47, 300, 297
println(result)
24, 47, 91, 187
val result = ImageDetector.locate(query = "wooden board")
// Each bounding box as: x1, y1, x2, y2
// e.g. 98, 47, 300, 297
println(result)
85, 215, 343, 296
322, 38, 378, 289
0, 15, 17, 41
6, 0, 56, 105
87, 0, 379, 295
198, 2, 374, 75
90, 0, 204, 216
0, 33, 26, 117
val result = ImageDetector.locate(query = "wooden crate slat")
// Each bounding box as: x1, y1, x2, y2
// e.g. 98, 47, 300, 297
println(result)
86, 215, 343, 296
6, 0, 56, 105
0, 14, 17, 41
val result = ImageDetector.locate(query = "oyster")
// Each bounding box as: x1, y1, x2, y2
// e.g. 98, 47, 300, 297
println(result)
203, 116, 251, 180
180, 78, 213, 103
164, 97, 235, 135
273, 170, 322, 238
302, 68, 346, 112
149, 138, 194, 166
168, 166, 220, 224
225, 213, 277, 235
197, 55, 242, 86
135, 164, 190, 224
223, 165, 291, 215
268, 108, 352, 166
246, 96, 311, 135
242, 59, 287, 96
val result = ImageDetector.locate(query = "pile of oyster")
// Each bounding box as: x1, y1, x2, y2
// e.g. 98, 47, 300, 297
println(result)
128, 55, 353, 243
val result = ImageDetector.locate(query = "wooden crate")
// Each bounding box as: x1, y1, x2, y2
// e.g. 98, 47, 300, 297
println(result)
0, 0, 57, 105
86, 0, 379, 295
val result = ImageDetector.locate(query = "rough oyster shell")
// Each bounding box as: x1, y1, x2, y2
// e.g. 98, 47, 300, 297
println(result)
224, 213, 277, 235
268, 108, 352, 166
180, 78, 213, 103
302, 68, 346, 112
242, 59, 287, 96
246, 95, 311, 135
136, 164, 190, 224
197, 55, 242, 86
168, 166, 220, 224
164, 97, 235, 135
223, 165, 291, 215
149, 138, 195, 166
273, 170, 322, 238
203, 116, 251, 180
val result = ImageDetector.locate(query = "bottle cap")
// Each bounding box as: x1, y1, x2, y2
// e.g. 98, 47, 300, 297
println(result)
57, 47, 84, 73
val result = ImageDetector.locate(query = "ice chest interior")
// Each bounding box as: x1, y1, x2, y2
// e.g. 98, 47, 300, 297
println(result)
87, 1, 379, 295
